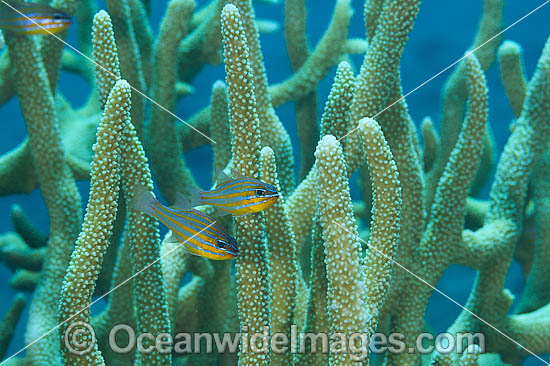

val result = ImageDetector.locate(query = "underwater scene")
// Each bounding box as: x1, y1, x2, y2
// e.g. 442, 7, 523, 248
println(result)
0, 0, 549, 365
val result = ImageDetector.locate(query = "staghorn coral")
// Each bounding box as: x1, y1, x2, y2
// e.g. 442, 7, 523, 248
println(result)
0, 1, 549, 366
0, 294, 25, 361
315, 134, 368, 366
221, 5, 269, 366
260, 146, 298, 366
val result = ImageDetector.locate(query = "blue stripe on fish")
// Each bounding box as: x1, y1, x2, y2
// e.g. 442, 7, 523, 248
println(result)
187, 172, 279, 216
132, 187, 238, 260
0, 2, 72, 35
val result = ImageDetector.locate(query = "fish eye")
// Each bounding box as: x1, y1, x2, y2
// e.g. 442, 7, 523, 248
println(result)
255, 189, 267, 197
216, 240, 226, 249
54, 14, 62, 20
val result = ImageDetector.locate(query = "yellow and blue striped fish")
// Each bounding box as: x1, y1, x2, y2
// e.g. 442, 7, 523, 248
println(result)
0, 1, 72, 35
188, 169, 279, 216
132, 187, 238, 260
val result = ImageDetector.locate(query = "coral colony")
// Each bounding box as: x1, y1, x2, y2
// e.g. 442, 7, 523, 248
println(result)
0, 0, 549, 365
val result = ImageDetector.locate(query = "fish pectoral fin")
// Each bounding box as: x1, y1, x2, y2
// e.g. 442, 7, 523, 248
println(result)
215, 207, 232, 217
165, 233, 205, 258
233, 211, 254, 217
164, 231, 180, 244
165, 232, 204, 258
182, 244, 206, 258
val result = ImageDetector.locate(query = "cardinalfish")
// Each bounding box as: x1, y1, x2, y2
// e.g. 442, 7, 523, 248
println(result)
0, 1, 72, 35
133, 187, 238, 260
187, 169, 279, 216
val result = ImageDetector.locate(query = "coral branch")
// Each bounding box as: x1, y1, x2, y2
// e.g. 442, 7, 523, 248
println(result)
106, 0, 146, 137
260, 146, 298, 366
359, 118, 401, 334
287, 61, 355, 248
58, 79, 129, 366
0, 294, 26, 360
148, 0, 197, 204
210, 80, 232, 173
284, 0, 318, 181
221, 5, 269, 366
315, 135, 366, 366
498, 40, 527, 119
5, 29, 82, 365
92, 10, 121, 109
232, 0, 295, 195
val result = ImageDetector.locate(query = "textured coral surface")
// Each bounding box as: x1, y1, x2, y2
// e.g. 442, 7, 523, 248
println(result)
0, 0, 549, 366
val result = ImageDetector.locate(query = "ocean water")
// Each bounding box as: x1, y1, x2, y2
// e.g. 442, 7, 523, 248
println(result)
0, 0, 548, 363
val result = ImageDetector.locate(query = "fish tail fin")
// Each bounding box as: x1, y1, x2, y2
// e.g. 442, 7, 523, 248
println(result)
173, 192, 191, 209
186, 184, 204, 207
132, 185, 157, 215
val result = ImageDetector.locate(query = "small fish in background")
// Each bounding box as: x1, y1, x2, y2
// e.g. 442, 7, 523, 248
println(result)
187, 168, 279, 216
132, 186, 239, 260
0, 1, 72, 35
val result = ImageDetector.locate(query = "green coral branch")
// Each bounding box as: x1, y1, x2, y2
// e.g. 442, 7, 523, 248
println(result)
5, 29, 83, 365
58, 79, 129, 366
425, 0, 503, 210
449, 35, 550, 359
221, 5, 269, 366
128, 0, 154, 89
106, 0, 147, 138
515, 149, 550, 313
315, 134, 366, 366
0, 294, 26, 360
498, 40, 527, 120
210, 80, 232, 173
359, 118, 401, 335
346, 0, 421, 173
148, 0, 197, 204
91, 234, 136, 365
287, 61, 354, 249
284, 0, 318, 181
177, 0, 225, 82
178, 0, 353, 155
298, 216, 328, 366
260, 146, 298, 366
232, 0, 295, 196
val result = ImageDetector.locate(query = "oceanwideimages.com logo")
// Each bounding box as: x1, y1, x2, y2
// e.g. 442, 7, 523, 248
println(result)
63, 322, 484, 360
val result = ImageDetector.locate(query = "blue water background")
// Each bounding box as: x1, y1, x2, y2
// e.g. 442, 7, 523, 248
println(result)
0, 0, 548, 363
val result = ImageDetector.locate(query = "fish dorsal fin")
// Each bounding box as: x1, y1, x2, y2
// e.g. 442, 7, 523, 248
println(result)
231, 169, 247, 179
172, 192, 191, 209
0, 1, 20, 16
214, 166, 233, 185
3, 1, 49, 13
1, 0, 23, 7
165, 231, 206, 258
